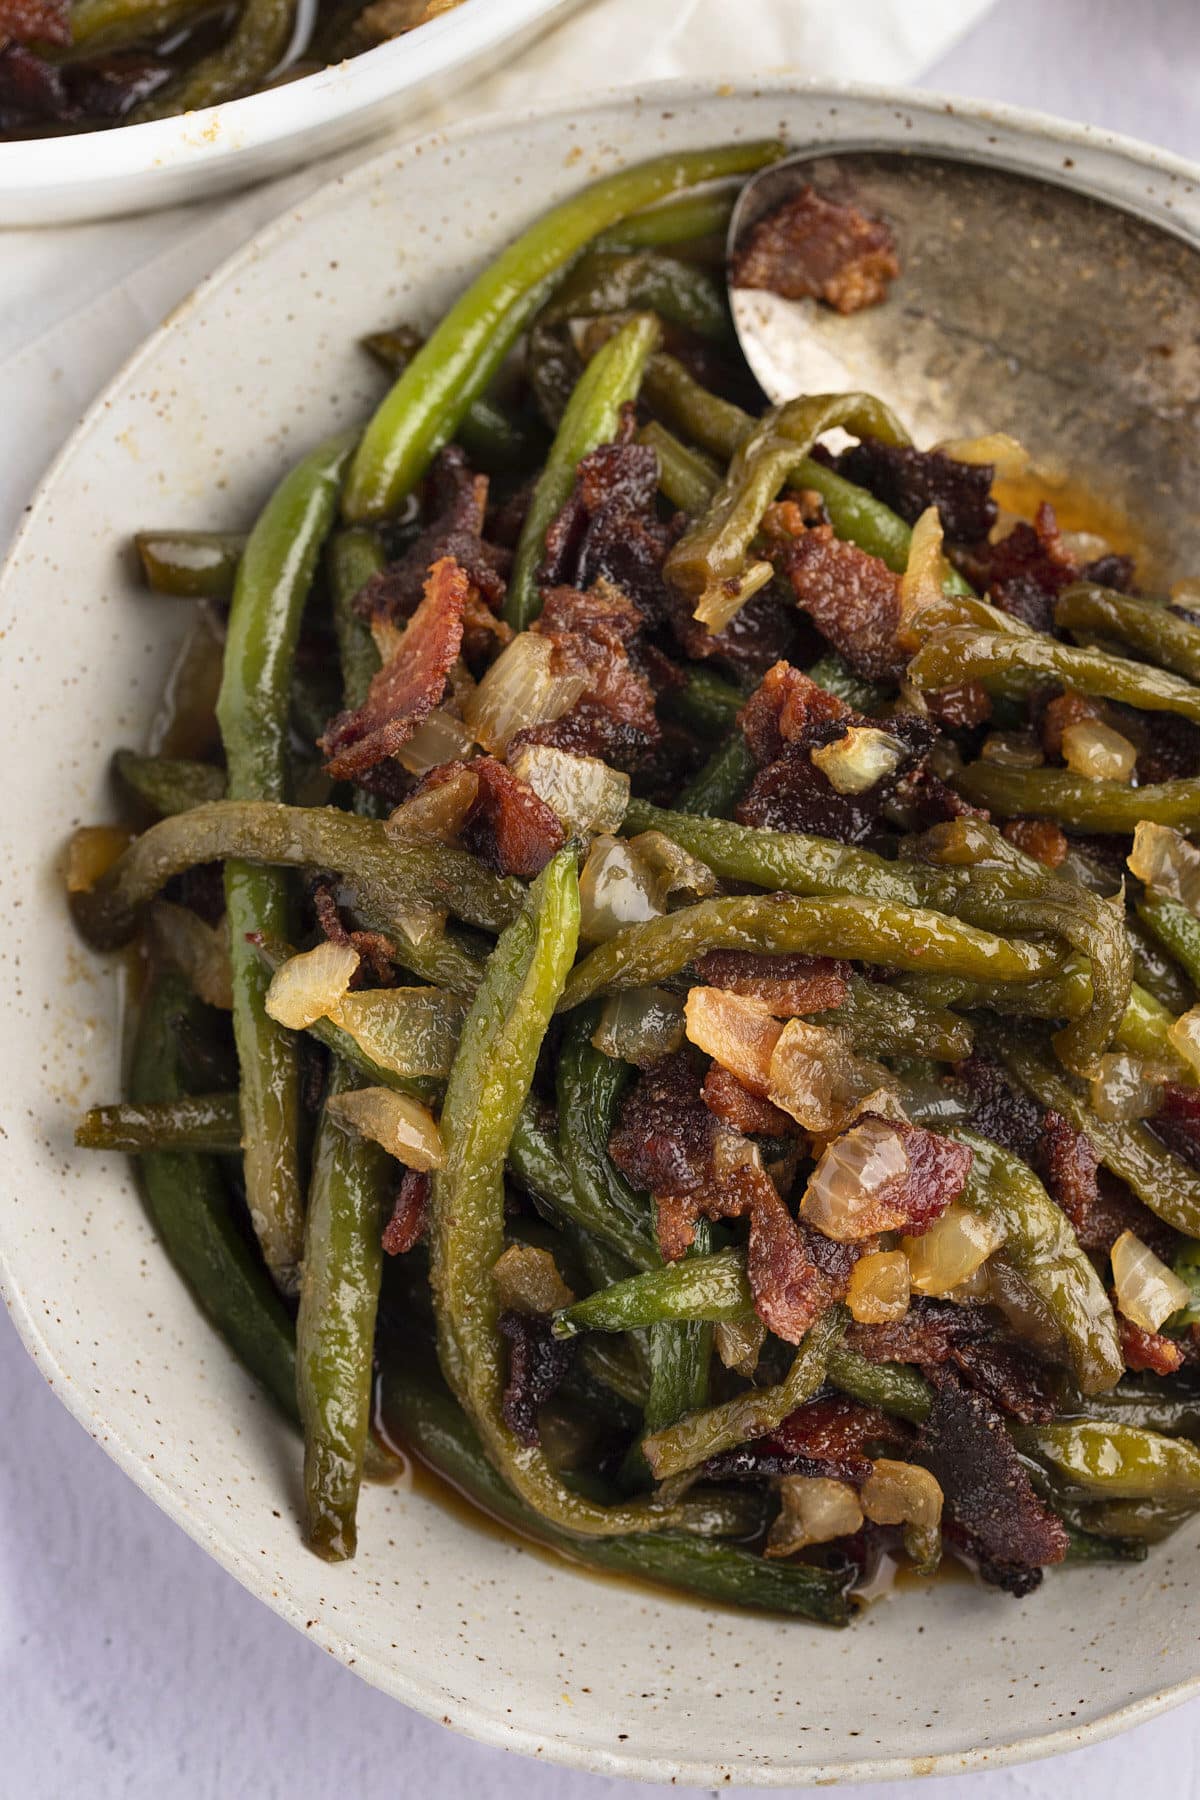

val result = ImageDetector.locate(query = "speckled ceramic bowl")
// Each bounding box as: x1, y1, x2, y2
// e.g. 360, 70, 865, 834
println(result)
4, 82, 1200, 1787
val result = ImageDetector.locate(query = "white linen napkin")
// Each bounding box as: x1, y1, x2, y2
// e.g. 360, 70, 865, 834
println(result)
1, 0, 993, 544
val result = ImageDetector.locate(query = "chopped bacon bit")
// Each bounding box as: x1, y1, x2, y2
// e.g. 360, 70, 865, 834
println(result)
498, 1310, 573, 1448
915, 1367, 1068, 1594
737, 660, 853, 765
1117, 1311, 1185, 1376
745, 1173, 856, 1343
1040, 689, 1103, 761
355, 446, 509, 633
848, 1298, 1056, 1423
963, 502, 1078, 633
731, 187, 900, 315
0, 41, 67, 122
925, 681, 992, 731
382, 1170, 430, 1255
310, 879, 397, 986
1003, 817, 1069, 868
459, 755, 565, 877
512, 580, 663, 773
704, 1395, 907, 1484
954, 1053, 1043, 1163
836, 438, 998, 544
655, 1192, 701, 1263
888, 762, 990, 829
0, 0, 70, 42
321, 556, 467, 781
1037, 1109, 1100, 1233
693, 948, 851, 1016
949, 1338, 1059, 1425
762, 497, 824, 545
1153, 1082, 1200, 1178
1132, 712, 1200, 785
703, 1065, 796, 1137
609, 1049, 721, 1201
783, 525, 906, 681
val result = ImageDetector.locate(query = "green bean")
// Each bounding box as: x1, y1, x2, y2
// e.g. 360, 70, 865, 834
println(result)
1015, 1421, 1200, 1501
805, 653, 889, 713
954, 1130, 1122, 1393
379, 1356, 854, 1623
826, 1344, 932, 1426
955, 761, 1200, 832
76, 1091, 241, 1154
133, 0, 296, 118
135, 529, 244, 599
1128, 911, 1196, 1013
539, 250, 729, 341
642, 1217, 715, 1442
360, 328, 545, 472
896, 965, 1176, 1068
1137, 894, 1200, 992
643, 1306, 846, 1480
432, 849, 728, 1536
297, 1059, 392, 1560
1000, 1038, 1200, 1236
1057, 583, 1200, 685
1060, 1519, 1149, 1562
675, 733, 756, 817
662, 666, 745, 738
825, 976, 973, 1062
1063, 1374, 1200, 1439
555, 1009, 659, 1271
912, 627, 1200, 725
129, 972, 297, 1418
216, 430, 355, 1296
1067, 1498, 1194, 1545
70, 799, 521, 952
592, 188, 737, 255
664, 392, 909, 604
639, 420, 720, 513
327, 526, 384, 712
560, 892, 1062, 1013
342, 143, 784, 522
113, 748, 225, 817
554, 1247, 752, 1339
506, 313, 661, 629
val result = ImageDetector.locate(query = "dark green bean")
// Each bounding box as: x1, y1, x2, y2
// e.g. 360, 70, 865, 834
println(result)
76, 1091, 240, 1154
135, 529, 244, 599
1137, 894, 1200, 991
113, 748, 226, 816
133, 0, 295, 118
555, 1009, 658, 1271
675, 733, 756, 817
955, 761, 1200, 832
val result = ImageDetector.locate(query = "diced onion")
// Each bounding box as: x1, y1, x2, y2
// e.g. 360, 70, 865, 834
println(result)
980, 731, 1045, 769
903, 1203, 1004, 1297
897, 506, 947, 648
693, 558, 774, 634
492, 1242, 574, 1315
936, 431, 1029, 480
578, 834, 661, 941
1089, 1052, 1165, 1122
767, 1019, 878, 1134
1168, 1007, 1200, 1079
463, 633, 587, 754
847, 1250, 911, 1324
264, 941, 359, 1030
800, 1118, 910, 1241
685, 986, 781, 1094
396, 707, 477, 775
508, 742, 630, 836
860, 1459, 944, 1572
765, 1476, 864, 1558
810, 726, 905, 795
325, 1086, 445, 1170
386, 761, 479, 845
1060, 720, 1137, 784
592, 987, 686, 1066
64, 824, 133, 893
1128, 821, 1200, 916
329, 986, 467, 1078
714, 1313, 767, 1377
391, 908, 449, 948
627, 831, 718, 909
148, 900, 233, 1011
1111, 1228, 1191, 1332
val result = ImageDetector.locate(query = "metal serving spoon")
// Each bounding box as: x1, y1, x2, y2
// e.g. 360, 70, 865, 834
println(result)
727, 149, 1200, 586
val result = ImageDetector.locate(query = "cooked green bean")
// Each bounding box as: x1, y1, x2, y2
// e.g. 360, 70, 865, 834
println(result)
1015, 1421, 1200, 1501
343, 144, 784, 522
135, 529, 244, 599
826, 1344, 932, 1426
1057, 582, 1200, 684
640, 420, 721, 513
113, 748, 226, 817
133, 0, 296, 119
297, 1060, 391, 1560
955, 761, 1200, 832
825, 976, 973, 1062
663, 666, 745, 738
506, 313, 661, 630
554, 1247, 752, 1339
1137, 894, 1200, 991
675, 734, 757, 817
591, 189, 738, 255
642, 1232, 715, 1444
555, 1010, 658, 1271
913, 628, 1200, 725
360, 326, 545, 472
76, 1091, 241, 1154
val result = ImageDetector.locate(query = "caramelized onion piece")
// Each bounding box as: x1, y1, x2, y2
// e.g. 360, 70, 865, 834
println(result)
1128, 822, 1200, 913
493, 1243, 574, 1315
325, 1086, 445, 1170
396, 707, 477, 775
593, 987, 686, 1066
507, 743, 630, 837
860, 1459, 943, 1572
902, 1203, 1003, 1297
1088, 1053, 1165, 1123
1111, 1228, 1190, 1332
810, 726, 905, 795
264, 941, 360, 1029
846, 1249, 911, 1324
1060, 720, 1137, 784
148, 901, 233, 1011
685, 986, 781, 1095
578, 834, 660, 941
464, 633, 586, 754
766, 1476, 864, 1558
800, 1117, 910, 1239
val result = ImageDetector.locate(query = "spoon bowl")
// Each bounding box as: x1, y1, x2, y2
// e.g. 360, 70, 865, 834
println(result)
728, 150, 1200, 584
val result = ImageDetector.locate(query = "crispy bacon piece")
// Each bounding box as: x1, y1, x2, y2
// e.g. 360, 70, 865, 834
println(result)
512, 581, 663, 773
609, 1050, 721, 1200
321, 556, 467, 781
498, 1311, 573, 1448
1132, 712, 1200, 784
702, 1065, 796, 1136
356, 446, 509, 627
746, 1175, 857, 1343
382, 1170, 430, 1255
954, 1053, 1043, 1163
730, 187, 900, 315
1153, 1082, 1200, 1177
1040, 688, 1103, 760
1117, 1312, 1185, 1376
703, 1395, 907, 1484
1038, 1112, 1175, 1260
737, 660, 854, 764
310, 879, 397, 985
836, 438, 997, 544
783, 525, 906, 681
888, 762, 989, 830
925, 680, 992, 731
831, 1116, 973, 1238
693, 948, 851, 1016
1002, 817, 1069, 868
915, 1367, 1068, 1594
460, 755, 565, 877
964, 502, 1078, 633
0, 0, 69, 42
848, 1298, 1057, 1424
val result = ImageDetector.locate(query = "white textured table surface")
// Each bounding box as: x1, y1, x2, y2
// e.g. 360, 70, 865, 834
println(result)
5, 2, 1200, 1794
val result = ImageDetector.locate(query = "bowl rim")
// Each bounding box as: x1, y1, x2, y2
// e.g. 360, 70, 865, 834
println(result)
0, 0, 570, 198
5, 75, 1200, 1786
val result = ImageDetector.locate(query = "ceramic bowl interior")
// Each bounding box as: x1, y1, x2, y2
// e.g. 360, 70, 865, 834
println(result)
0, 0, 579, 225
4, 82, 1200, 1786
